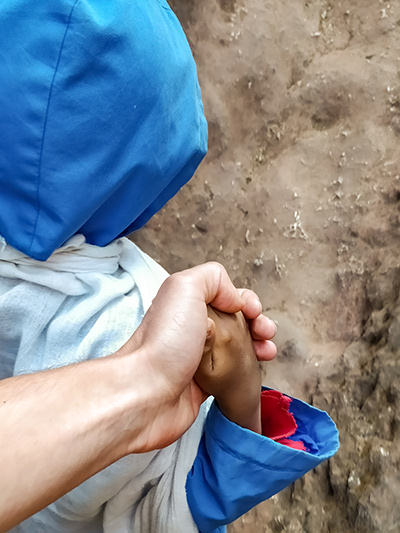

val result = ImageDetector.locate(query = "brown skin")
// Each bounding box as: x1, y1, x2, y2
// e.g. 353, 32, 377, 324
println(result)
195, 306, 262, 433
0, 262, 276, 531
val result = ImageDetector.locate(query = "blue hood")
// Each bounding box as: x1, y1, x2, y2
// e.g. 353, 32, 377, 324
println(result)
0, 0, 207, 260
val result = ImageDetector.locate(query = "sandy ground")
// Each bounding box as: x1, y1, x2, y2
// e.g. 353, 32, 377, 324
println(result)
135, 1, 400, 531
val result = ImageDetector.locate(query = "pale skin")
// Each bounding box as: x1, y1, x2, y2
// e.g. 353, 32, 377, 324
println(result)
0, 262, 276, 532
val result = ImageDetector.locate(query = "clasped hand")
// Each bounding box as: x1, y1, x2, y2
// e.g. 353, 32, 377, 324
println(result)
117, 262, 277, 452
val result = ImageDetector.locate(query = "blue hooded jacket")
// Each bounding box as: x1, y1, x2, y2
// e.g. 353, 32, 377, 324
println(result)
0, 3, 339, 531
0, 0, 207, 260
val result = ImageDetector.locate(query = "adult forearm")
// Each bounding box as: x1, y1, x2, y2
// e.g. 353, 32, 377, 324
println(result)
0, 351, 151, 531
0, 262, 276, 530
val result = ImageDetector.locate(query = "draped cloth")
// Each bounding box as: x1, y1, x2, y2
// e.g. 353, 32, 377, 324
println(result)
0, 235, 206, 532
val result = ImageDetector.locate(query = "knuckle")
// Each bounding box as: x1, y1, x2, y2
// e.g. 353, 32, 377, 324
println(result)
206, 261, 226, 279
167, 271, 189, 285
220, 327, 233, 344
206, 260, 224, 269
163, 273, 179, 289
162, 272, 190, 295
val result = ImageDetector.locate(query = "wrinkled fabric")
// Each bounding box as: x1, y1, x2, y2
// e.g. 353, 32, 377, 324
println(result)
0, 235, 339, 532
0, 0, 207, 261
0, 236, 203, 533
186, 388, 339, 533
0, 1, 341, 531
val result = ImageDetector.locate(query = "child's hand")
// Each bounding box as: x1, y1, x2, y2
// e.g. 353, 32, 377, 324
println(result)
194, 306, 262, 433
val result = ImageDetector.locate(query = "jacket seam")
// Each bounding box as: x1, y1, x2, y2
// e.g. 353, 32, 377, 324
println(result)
29, 0, 80, 253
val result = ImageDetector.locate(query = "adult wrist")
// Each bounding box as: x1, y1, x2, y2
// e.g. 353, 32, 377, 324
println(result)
107, 348, 163, 455
0, 350, 162, 530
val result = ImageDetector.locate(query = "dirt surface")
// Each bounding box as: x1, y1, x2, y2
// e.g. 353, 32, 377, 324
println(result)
134, 1, 400, 531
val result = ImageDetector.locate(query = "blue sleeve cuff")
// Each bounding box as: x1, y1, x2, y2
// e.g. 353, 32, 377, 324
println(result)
186, 389, 339, 533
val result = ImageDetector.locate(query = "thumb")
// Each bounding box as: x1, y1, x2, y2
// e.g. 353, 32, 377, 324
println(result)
180, 262, 244, 313
205, 317, 216, 343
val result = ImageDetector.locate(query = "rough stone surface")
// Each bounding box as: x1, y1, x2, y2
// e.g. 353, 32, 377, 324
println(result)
134, 1, 400, 531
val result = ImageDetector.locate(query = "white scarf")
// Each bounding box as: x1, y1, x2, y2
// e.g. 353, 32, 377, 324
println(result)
0, 235, 206, 533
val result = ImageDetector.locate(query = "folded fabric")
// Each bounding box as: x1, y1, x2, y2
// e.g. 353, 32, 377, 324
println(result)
0, 235, 339, 532
261, 389, 306, 450
186, 388, 339, 533
1, 236, 202, 533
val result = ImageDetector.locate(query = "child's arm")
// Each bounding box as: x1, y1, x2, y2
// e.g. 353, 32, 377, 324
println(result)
195, 306, 262, 433
188, 306, 339, 533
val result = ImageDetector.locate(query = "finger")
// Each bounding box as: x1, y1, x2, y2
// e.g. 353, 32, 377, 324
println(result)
206, 317, 215, 339
179, 262, 244, 313
237, 288, 262, 319
250, 314, 277, 341
253, 340, 277, 361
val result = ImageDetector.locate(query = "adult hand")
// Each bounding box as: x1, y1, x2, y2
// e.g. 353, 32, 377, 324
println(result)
0, 262, 276, 530
117, 262, 276, 452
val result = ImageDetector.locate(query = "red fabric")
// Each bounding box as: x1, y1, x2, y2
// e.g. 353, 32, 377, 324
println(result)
277, 438, 307, 450
260, 390, 306, 451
